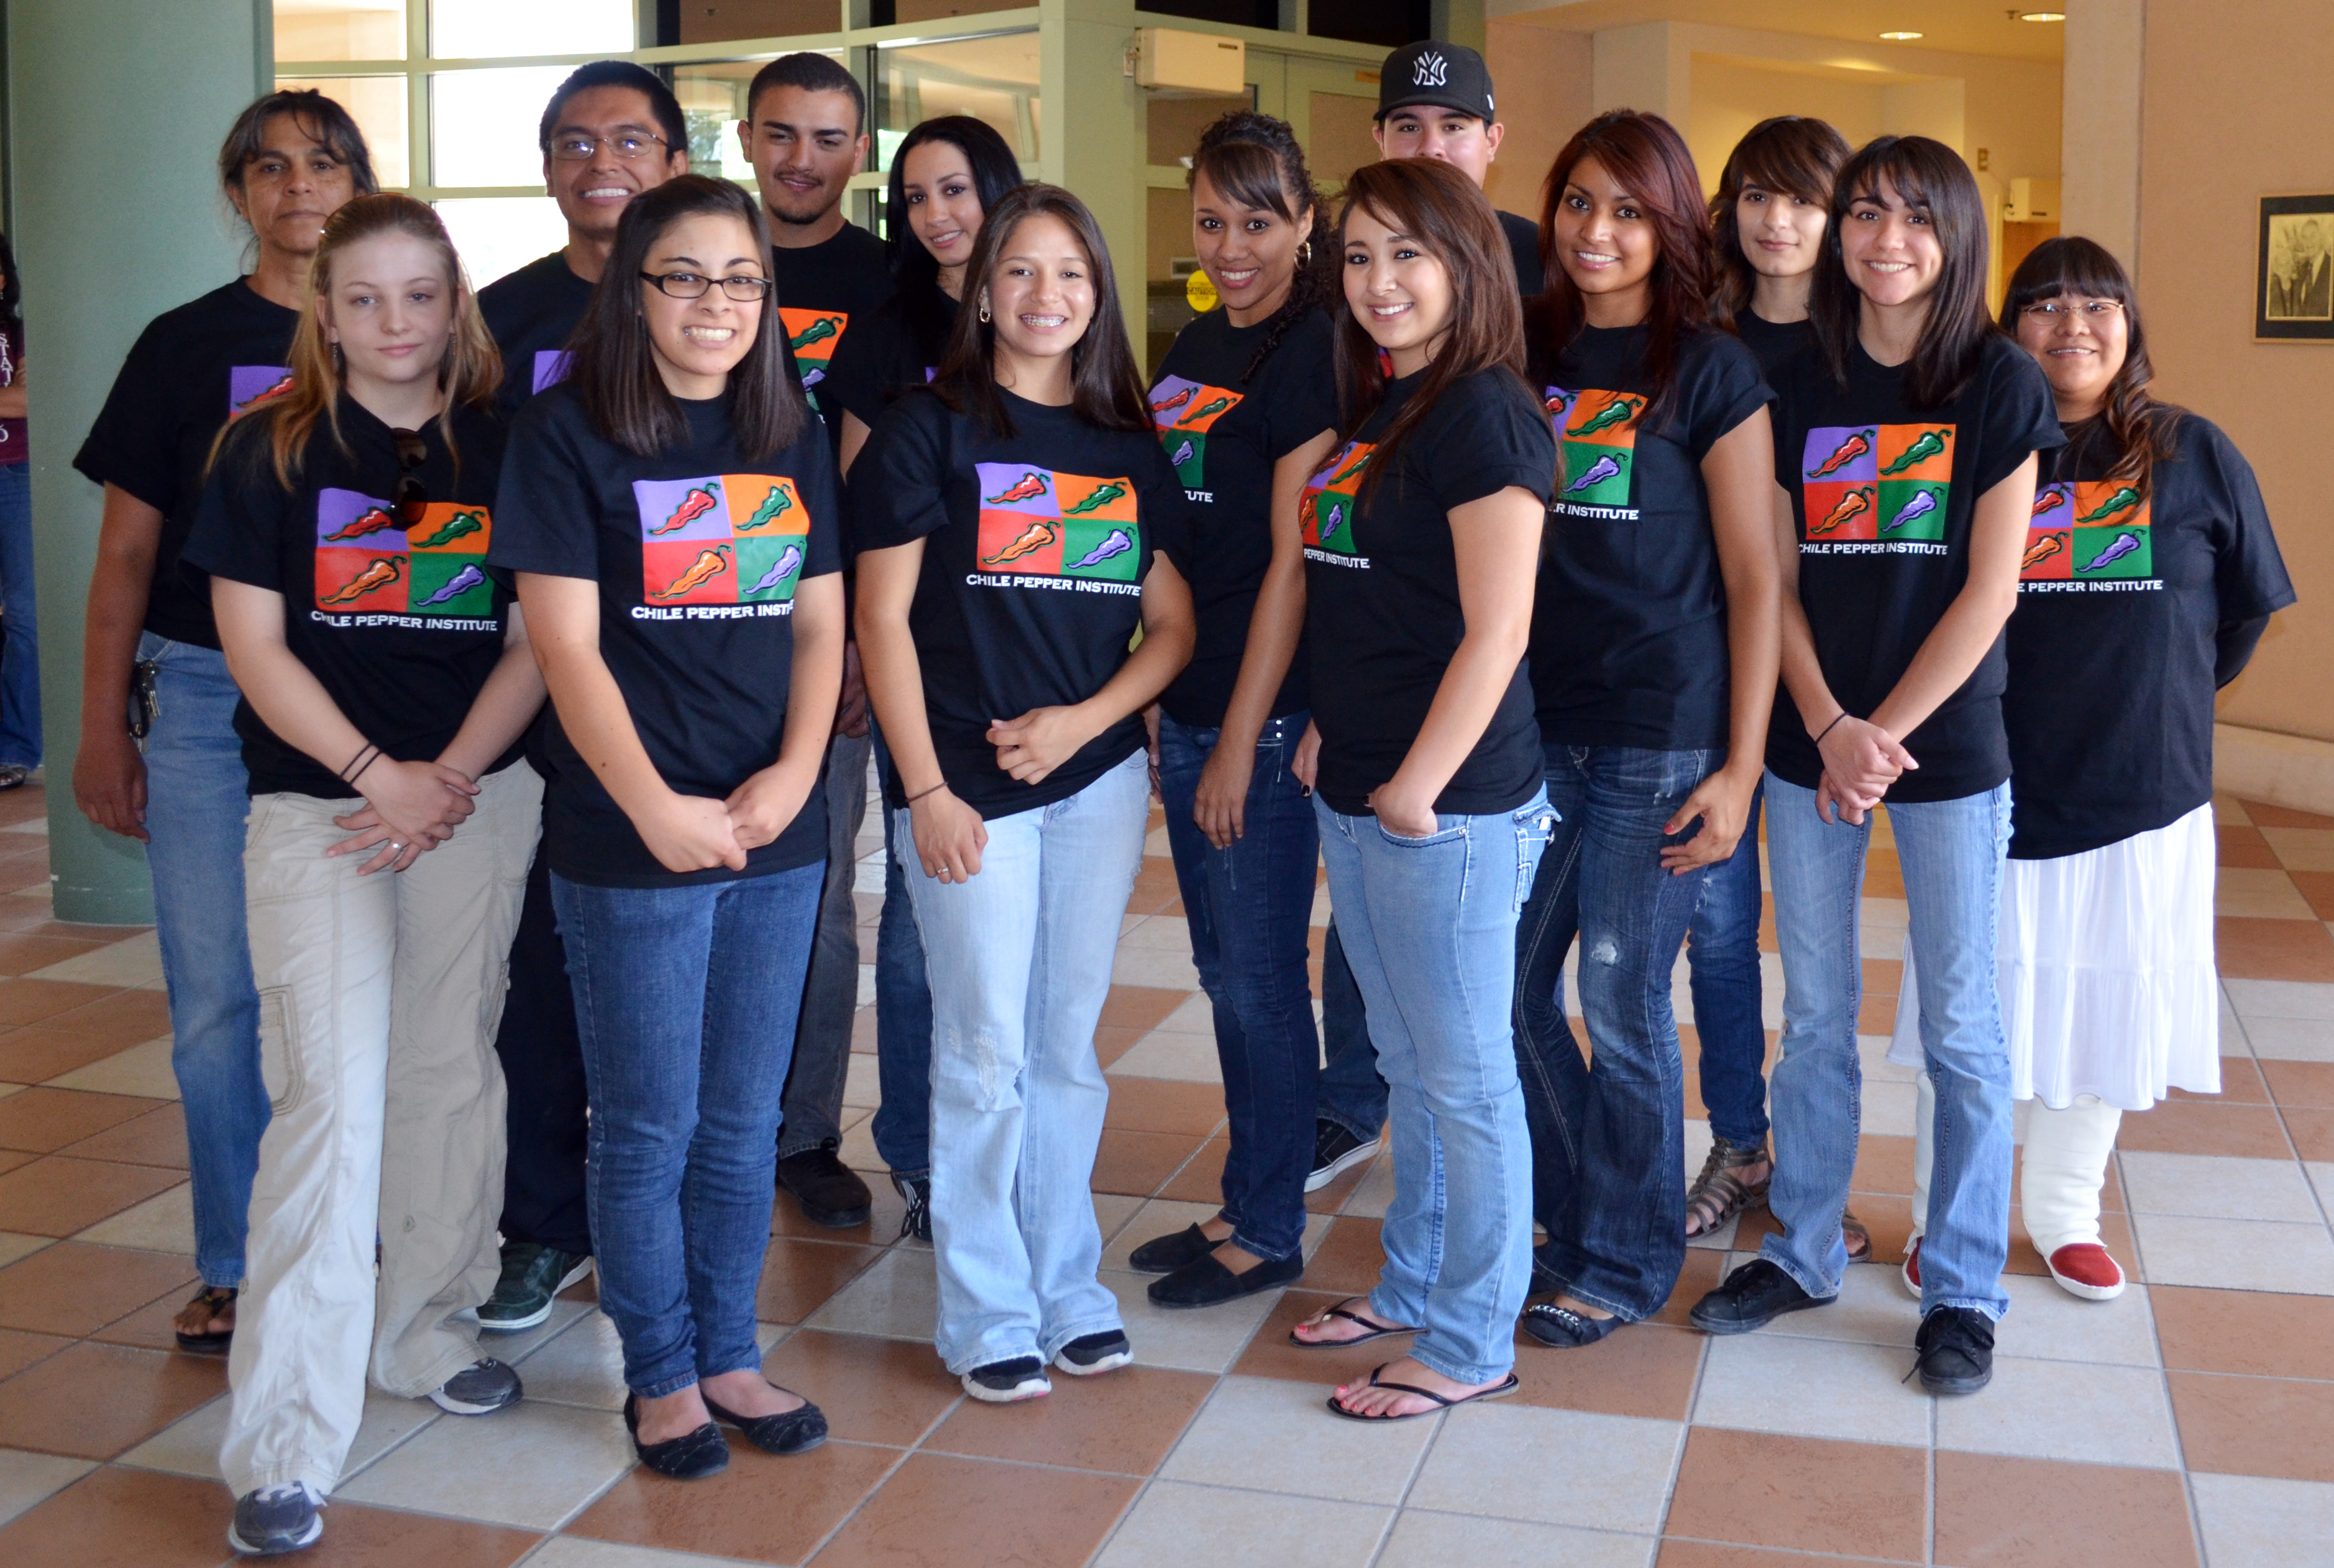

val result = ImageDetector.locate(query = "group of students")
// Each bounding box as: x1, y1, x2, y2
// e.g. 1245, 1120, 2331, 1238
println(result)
66, 34, 2291, 1560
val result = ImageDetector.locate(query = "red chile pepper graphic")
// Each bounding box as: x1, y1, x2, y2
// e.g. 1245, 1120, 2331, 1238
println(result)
652, 486, 720, 535
984, 472, 1050, 505
2031, 488, 2069, 519
323, 506, 399, 542
1806, 429, 1874, 478
1150, 387, 1194, 416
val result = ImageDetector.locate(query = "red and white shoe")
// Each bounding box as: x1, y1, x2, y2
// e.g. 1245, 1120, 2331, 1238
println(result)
2044, 1242, 2126, 1301
1900, 1237, 1922, 1300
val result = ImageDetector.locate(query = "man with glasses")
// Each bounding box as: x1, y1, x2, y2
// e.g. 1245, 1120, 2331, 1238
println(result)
472, 61, 689, 1338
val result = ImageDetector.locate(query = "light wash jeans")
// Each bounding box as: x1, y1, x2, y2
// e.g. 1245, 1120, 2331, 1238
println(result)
1315, 789, 1554, 1385
901, 749, 1148, 1374
140, 632, 268, 1290
1761, 771, 2014, 1320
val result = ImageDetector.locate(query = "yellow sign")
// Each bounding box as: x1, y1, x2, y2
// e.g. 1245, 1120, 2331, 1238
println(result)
1185, 269, 1220, 312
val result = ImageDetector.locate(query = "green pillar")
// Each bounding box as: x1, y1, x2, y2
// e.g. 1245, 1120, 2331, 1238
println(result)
1042, 0, 1146, 353
10, 0, 265, 922
1434, 0, 1487, 52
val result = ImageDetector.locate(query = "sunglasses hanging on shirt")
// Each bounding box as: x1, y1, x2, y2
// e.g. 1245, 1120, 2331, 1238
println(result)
390, 426, 429, 526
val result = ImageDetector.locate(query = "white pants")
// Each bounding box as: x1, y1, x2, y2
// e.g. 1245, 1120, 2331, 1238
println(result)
220, 764, 541, 1497
1910, 1075, 2124, 1257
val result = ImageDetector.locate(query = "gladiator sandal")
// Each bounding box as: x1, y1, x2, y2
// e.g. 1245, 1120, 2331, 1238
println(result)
1685, 1136, 1772, 1238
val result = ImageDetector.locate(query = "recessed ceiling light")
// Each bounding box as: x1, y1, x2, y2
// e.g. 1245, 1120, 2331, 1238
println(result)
1880, 30, 1924, 40
2020, 11, 2066, 19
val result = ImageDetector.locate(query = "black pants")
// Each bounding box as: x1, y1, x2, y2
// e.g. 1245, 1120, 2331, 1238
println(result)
493, 838, 593, 1256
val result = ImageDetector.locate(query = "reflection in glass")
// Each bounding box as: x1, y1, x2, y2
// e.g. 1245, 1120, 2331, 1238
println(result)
1146, 91, 1254, 170
277, 76, 411, 189
274, 0, 405, 62
429, 0, 632, 59
875, 32, 1039, 173
670, 59, 848, 186
435, 197, 569, 291
431, 67, 572, 188
1309, 91, 1380, 189
672, 0, 840, 46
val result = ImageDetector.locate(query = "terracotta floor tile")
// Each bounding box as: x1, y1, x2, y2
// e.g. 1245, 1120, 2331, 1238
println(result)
0, 1241, 195, 1336
1862, 957, 1903, 995
1663, 1427, 1926, 1560
1507, 1320, 1703, 1420
1091, 1129, 1206, 1198
1301, 1216, 1386, 1297
2112, 1098, 2294, 1159
1864, 849, 1905, 900
767, 1178, 909, 1246
0, 1027, 142, 1085
1657, 1544, 1855, 1567
2217, 916, 2334, 982
1230, 1288, 1393, 1388
571, 1435, 897, 1566
759, 1329, 963, 1447
58, 1103, 188, 1170
1851, 1134, 1915, 1195
1302, 1152, 1375, 1214
755, 1238, 886, 1325
2152, 1286, 2334, 1382
1854, 993, 1900, 1034
0, 936, 112, 978
0, 1149, 30, 1177
2174, 1055, 2270, 1103
1155, 1137, 1230, 1203
2291, 870, 2334, 921
1643, 1247, 1726, 1326
2249, 803, 2334, 830
1934, 1451, 2197, 1567
2284, 1108, 2334, 1162
0, 1324, 69, 1379
291, 1503, 539, 1567
2169, 1370, 2334, 1483
1101, 1078, 1226, 1137
0, 1088, 167, 1154
0, 982, 121, 1030
88, 1285, 207, 1353
2219, 826, 2282, 870
43, 990, 174, 1045
0, 1464, 231, 1568
1125, 861, 1183, 917
808, 1451, 1137, 1568
1097, 985, 1189, 1034
0, 1340, 224, 1457
2004, 1205, 2140, 1281
923, 1364, 1213, 1474
1845, 1193, 1916, 1263
0, 1155, 185, 1237
2261, 1057, 2334, 1108
1092, 1026, 1148, 1069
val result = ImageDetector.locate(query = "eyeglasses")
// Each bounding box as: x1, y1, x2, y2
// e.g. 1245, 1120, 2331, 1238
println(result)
390, 426, 429, 525
549, 132, 669, 162
639, 271, 775, 302
2020, 299, 2123, 320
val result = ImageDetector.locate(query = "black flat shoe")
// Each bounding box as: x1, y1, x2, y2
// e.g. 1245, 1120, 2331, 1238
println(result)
1127, 1224, 1217, 1275
1520, 1302, 1623, 1349
623, 1394, 730, 1479
1148, 1249, 1303, 1309
701, 1389, 828, 1455
1688, 1258, 1833, 1336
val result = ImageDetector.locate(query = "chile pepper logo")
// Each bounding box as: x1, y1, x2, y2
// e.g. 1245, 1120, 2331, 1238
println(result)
416, 563, 486, 607
1062, 480, 1129, 516
651, 544, 732, 599
321, 556, 403, 605
1883, 489, 1940, 532
1176, 395, 1233, 428
1325, 447, 1372, 488
1318, 500, 1347, 544
2031, 488, 2070, 520
1570, 394, 1644, 439
1544, 387, 1575, 422
983, 519, 1059, 567
2077, 530, 2144, 572
1809, 486, 1874, 536
1806, 429, 1874, 478
746, 544, 803, 595
232, 371, 295, 417
411, 509, 486, 549
323, 506, 400, 542
1067, 529, 1134, 570
1564, 454, 1622, 495
652, 485, 721, 536
1169, 438, 1195, 469
788, 316, 841, 353
1150, 386, 1194, 417
736, 484, 795, 532
2021, 531, 2068, 571
2076, 485, 2142, 524
985, 471, 1051, 506
1880, 429, 1949, 475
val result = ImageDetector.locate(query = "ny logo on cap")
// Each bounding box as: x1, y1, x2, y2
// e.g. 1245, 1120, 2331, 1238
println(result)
1413, 50, 1448, 86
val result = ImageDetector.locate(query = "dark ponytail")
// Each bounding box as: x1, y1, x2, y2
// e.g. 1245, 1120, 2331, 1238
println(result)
1188, 111, 1335, 384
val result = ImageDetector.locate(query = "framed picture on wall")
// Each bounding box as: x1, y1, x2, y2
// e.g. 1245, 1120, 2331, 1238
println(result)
2257, 194, 2334, 341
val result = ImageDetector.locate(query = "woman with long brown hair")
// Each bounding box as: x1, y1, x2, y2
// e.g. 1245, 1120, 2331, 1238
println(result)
1513, 109, 1780, 1349
185, 193, 544, 1557
1280, 157, 1555, 1421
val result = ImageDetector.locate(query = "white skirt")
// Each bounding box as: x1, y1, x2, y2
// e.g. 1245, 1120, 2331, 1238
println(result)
1887, 802, 2220, 1111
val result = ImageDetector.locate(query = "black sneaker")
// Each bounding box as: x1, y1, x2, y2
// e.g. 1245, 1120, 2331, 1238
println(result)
1051, 1329, 1133, 1376
429, 1358, 523, 1415
892, 1171, 931, 1242
228, 1482, 323, 1556
776, 1141, 873, 1228
1915, 1306, 1995, 1395
1688, 1259, 1834, 1336
963, 1356, 1051, 1402
1305, 1120, 1380, 1193
478, 1243, 592, 1333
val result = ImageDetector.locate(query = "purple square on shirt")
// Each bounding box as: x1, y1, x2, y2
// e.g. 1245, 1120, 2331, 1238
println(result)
532, 350, 573, 395
314, 486, 406, 550
230, 365, 293, 416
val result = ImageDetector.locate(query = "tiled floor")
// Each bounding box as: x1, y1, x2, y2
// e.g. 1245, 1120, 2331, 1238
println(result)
0, 777, 2330, 1566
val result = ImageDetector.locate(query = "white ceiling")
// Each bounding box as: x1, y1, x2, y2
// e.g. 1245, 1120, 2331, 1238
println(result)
1490, 0, 2068, 63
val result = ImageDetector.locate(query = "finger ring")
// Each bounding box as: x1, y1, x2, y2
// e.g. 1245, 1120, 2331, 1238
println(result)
390, 842, 404, 852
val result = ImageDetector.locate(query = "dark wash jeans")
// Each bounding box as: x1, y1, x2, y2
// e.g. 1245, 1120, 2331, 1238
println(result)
1156, 711, 1321, 1262
1312, 920, 1385, 1142
1687, 778, 1769, 1147
1516, 742, 1716, 1322
868, 726, 936, 1177
553, 862, 822, 1397
493, 833, 593, 1256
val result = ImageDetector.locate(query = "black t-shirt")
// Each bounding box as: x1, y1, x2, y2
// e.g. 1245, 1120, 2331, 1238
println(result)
1529, 324, 1769, 750
2005, 414, 2294, 859
825, 285, 954, 431
1302, 365, 1554, 816
487, 384, 843, 887
1767, 334, 2063, 801
478, 251, 593, 419
1148, 306, 1340, 728
772, 223, 895, 457
851, 388, 1192, 819
183, 398, 517, 798
1731, 310, 1813, 378
74, 279, 301, 649
1499, 210, 1546, 298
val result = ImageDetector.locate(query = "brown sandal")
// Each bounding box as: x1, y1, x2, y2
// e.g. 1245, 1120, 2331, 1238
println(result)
1685, 1137, 1772, 1237
1842, 1210, 1872, 1264
174, 1285, 236, 1354
1289, 1297, 1417, 1349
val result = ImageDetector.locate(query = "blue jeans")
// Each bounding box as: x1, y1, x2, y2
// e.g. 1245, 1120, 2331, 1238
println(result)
140, 633, 267, 1290
780, 730, 870, 1159
552, 862, 822, 1396
1316, 790, 1552, 1385
869, 727, 934, 1177
1312, 920, 1385, 1141
1516, 745, 1714, 1321
1688, 779, 1767, 1146
903, 750, 1148, 1373
0, 463, 37, 766
1156, 711, 1320, 1263
1761, 772, 2014, 1320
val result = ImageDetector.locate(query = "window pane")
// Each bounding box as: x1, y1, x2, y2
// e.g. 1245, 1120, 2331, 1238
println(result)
431, 66, 572, 187
1146, 89, 1253, 169
429, 0, 631, 59
875, 32, 1040, 170
674, 1, 838, 46
1309, 91, 1379, 189
275, 0, 405, 62
897, 1, 1032, 21
1307, 0, 1427, 48
436, 197, 567, 291
672, 57, 848, 185
278, 75, 411, 189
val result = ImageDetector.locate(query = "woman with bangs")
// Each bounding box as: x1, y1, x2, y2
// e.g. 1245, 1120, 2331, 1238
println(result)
1690, 137, 2062, 1401
1511, 110, 1780, 1349
1883, 239, 2292, 1303
1709, 116, 1852, 375
1281, 158, 1555, 1422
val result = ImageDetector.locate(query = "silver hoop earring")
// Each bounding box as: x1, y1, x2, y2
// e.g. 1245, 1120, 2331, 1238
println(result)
978, 306, 992, 324
1299, 240, 1313, 267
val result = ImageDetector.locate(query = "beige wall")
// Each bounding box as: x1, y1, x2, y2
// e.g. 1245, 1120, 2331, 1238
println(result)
2140, 0, 2333, 742
1483, 19, 1593, 221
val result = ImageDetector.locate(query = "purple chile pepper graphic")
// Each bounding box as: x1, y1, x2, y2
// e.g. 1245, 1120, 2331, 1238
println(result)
418, 563, 486, 606
1170, 438, 1195, 468
2077, 530, 2144, 572
1564, 453, 1622, 494
1066, 529, 1134, 570
1883, 489, 1940, 532
1319, 501, 1346, 542
748, 544, 803, 594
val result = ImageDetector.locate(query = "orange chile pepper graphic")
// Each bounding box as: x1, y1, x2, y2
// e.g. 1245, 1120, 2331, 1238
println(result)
1298, 491, 1319, 534
2021, 531, 2069, 570
323, 506, 399, 542
1809, 486, 1874, 535
984, 519, 1059, 567
1806, 429, 1874, 478
984, 471, 1050, 505
321, 555, 403, 605
652, 486, 720, 536
652, 544, 732, 599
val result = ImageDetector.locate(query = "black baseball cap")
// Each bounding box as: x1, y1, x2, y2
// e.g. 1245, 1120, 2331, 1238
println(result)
1375, 41, 1496, 124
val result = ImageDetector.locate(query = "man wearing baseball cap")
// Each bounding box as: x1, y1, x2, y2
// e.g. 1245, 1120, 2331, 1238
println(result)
1372, 40, 1546, 298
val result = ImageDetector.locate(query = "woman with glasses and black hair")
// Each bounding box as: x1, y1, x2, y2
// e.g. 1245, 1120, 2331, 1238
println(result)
492, 175, 844, 1481
1884, 238, 2293, 1305
72, 86, 374, 1364
184, 193, 542, 1560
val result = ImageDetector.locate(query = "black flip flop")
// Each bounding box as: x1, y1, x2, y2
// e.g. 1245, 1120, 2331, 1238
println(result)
1288, 1297, 1418, 1349
174, 1285, 236, 1354
1325, 1362, 1521, 1422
